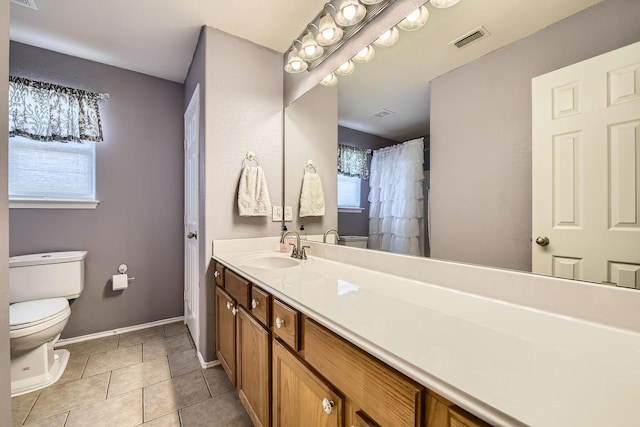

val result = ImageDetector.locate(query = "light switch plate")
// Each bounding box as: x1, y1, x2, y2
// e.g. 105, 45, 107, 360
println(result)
284, 206, 293, 221
272, 206, 283, 221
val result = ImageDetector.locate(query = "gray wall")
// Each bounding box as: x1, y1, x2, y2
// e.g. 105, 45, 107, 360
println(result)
9, 42, 185, 338
284, 84, 338, 236
430, 0, 640, 271
337, 126, 397, 237
1, 0, 11, 422
185, 27, 284, 361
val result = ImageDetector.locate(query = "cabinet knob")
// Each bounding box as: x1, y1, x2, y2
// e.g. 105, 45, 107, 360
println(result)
251, 298, 259, 309
275, 317, 285, 329
232, 307, 238, 316
226, 301, 233, 310
214, 271, 219, 278
322, 398, 334, 415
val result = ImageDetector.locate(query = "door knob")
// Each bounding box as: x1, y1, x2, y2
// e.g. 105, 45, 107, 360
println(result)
535, 236, 550, 246
187, 231, 198, 239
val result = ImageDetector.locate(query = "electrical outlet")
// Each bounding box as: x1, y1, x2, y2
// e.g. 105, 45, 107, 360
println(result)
272, 206, 283, 221
284, 206, 293, 221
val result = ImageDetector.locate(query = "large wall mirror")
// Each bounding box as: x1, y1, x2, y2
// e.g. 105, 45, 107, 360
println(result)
283, 0, 640, 288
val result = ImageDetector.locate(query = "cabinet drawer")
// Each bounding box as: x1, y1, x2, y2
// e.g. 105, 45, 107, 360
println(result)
303, 318, 423, 427
214, 262, 225, 288
272, 299, 299, 351
225, 269, 251, 308
251, 286, 270, 327
449, 406, 491, 427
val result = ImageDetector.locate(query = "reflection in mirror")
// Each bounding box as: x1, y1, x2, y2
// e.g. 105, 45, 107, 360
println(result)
284, 0, 640, 288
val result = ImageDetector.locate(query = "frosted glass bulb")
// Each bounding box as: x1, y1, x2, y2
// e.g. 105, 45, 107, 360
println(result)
323, 74, 333, 83
379, 30, 391, 41
339, 62, 350, 71
342, 4, 356, 20
406, 8, 420, 22
304, 45, 316, 56
291, 61, 301, 71
357, 47, 369, 57
322, 28, 335, 41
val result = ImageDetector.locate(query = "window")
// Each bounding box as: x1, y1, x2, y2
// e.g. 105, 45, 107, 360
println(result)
337, 174, 363, 212
9, 136, 98, 208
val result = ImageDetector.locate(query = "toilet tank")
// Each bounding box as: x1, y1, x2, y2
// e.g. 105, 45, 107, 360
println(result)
9, 251, 87, 303
338, 236, 369, 249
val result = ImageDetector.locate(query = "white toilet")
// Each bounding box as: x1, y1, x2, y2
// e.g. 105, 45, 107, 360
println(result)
9, 251, 87, 397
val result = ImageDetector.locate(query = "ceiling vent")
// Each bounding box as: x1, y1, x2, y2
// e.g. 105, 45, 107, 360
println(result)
373, 109, 395, 118
450, 26, 489, 49
10, 0, 38, 10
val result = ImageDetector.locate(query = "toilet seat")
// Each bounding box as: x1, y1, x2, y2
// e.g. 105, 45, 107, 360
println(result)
10, 298, 71, 337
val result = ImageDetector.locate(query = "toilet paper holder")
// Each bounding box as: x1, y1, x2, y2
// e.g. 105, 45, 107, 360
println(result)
117, 264, 135, 281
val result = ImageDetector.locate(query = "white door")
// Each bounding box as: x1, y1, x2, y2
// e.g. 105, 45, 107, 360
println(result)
184, 85, 200, 347
532, 42, 640, 287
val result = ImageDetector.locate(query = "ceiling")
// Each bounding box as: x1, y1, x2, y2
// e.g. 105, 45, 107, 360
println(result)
10, 0, 604, 141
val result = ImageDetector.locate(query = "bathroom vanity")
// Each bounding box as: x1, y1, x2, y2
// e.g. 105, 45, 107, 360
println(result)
212, 237, 640, 427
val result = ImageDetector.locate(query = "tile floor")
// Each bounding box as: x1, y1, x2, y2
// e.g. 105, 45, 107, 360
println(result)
11, 322, 253, 427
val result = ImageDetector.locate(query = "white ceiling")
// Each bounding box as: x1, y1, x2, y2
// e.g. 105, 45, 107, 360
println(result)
10, 0, 604, 141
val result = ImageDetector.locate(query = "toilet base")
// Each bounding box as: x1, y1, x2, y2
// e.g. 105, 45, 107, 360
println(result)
11, 342, 70, 397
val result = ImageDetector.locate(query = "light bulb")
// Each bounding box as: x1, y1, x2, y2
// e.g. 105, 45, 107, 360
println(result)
406, 9, 420, 22
339, 62, 350, 72
304, 45, 316, 56
358, 47, 369, 58
323, 74, 333, 83
379, 30, 391, 41
291, 61, 301, 71
322, 28, 335, 41
342, 4, 356, 20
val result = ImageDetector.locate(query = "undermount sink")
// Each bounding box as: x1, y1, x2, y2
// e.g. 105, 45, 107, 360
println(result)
240, 254, 300, 269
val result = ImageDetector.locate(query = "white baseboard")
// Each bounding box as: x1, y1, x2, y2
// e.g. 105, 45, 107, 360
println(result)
197, 350, 221, 369
55, 316, 185, 347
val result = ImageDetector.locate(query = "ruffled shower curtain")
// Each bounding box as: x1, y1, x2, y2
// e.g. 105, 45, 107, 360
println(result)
368, 138, 424, 256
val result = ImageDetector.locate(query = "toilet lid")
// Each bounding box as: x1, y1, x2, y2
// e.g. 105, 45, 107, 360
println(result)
10, 298, 69, 328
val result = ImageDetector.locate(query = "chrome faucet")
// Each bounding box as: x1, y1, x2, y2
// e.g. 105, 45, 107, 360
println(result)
323, 229, 340, 244
282, 231, 301, 259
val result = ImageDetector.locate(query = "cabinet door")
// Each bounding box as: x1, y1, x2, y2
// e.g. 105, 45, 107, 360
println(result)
237, 306, 270, 427
272, 339, 344, 427
215, 286, 236, 385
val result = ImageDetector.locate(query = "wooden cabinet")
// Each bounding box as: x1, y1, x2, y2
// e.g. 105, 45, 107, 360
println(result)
215, 286, 236, 385
449, 406, 491, 427
237, 306, 270, 427
272, 338, 344, 427
272, 299, 300, 351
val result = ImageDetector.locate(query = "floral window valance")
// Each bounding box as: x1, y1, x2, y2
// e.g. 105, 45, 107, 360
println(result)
9, 76, 105, 143
338, 144, 370, 179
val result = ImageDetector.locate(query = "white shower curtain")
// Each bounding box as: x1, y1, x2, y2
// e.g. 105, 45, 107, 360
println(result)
368, 138, 424, 256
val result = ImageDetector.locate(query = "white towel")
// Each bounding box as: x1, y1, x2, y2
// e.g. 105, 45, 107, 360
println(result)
299, 169, 325, 217
238, 165, 272, 216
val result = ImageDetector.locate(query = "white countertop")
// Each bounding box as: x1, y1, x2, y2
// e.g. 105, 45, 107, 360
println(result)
213, 239, 640, 427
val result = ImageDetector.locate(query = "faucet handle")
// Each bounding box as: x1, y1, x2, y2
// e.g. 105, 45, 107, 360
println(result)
300, 246, 310, 260
289, 243, 299, 258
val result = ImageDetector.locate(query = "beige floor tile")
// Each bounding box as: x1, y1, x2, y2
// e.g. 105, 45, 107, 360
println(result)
11, 390, 40, 426
179, 391, 252, 427
67, 335, 119, 357
83, 344, 142, 377
168, 349, 201, 377
143, 370, 210, 422
57, 354, 89, 385
23, 412, 68, 427
163, 322, 188, 338
119, 326, 165, 348
65, 389, 142, 427
26, 372, 110, 423
202, 365, 234, 397
108, 357, 171, 398
140, 411, 181, 426
143, 334, 192, 361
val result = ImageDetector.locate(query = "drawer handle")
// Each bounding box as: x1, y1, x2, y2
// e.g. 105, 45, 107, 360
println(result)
322, 398, 334, 415
226, 301, 233, 310
275, 317, 285, 329
232, 307, 238, 316
251, 298, 259, 309
214, 271, 219, 278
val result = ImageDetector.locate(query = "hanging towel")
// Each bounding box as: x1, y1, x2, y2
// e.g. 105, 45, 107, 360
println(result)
238, 163, 272, 217
299, 161, 325, 217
